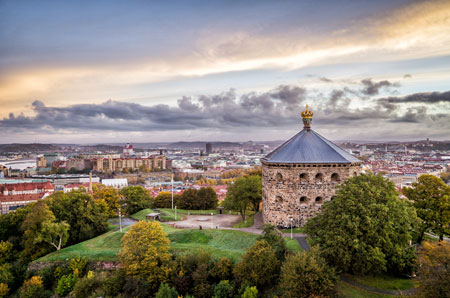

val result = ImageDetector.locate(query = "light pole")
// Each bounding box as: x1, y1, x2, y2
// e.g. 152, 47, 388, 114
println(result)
119, 208, 122, 233
290, 218, 293, 239
211, 213, 214, 229
174, 206, 177, 221
171, 173, 174, 210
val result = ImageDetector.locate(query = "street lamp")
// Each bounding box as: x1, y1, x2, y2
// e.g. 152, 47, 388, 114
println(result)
171, 173, 174, 210
119, 208, 122, 232
174, 206, 177, 221
290, 218, 293, 239
211, 213, 214, 229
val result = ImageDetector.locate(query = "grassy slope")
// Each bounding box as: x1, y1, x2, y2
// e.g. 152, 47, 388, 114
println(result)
345, 274, 414, 291
336, 281, 400, 298
131, 208, 219, 222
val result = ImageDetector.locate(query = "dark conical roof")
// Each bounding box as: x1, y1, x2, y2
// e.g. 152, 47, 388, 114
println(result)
262, 129, 360, 164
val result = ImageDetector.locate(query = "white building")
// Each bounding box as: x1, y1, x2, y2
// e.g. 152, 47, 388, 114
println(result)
102, 178, 128, 189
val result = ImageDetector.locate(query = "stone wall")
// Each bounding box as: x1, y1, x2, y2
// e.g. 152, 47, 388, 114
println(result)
262, 162, 360, 228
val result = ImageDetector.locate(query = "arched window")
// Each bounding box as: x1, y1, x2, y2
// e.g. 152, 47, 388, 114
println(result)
276, 196, 283, 203
276, 173, 283, 181
331, 173, 340, 182
299, 173, 308, 183
353, 171, 358, 177
300, 196, 308, 204
315, 173, 323, 182
315, 196, 323, 203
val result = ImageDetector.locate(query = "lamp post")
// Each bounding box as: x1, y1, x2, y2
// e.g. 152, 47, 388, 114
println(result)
119, 208, 122, 233
171, 173, 174, 210
211, 213, 214, 229
175, 206, 177, 221
290, 218, 293, 239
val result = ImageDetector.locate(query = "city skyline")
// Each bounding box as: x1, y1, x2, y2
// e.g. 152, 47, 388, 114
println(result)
1, 0, 450, 143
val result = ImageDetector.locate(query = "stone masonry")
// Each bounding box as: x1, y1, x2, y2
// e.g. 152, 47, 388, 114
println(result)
262, 161, 361, 228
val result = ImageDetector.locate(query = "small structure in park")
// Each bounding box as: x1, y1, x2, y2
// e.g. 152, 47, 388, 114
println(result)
261, 106, 361, 228
146, 212, 161, 221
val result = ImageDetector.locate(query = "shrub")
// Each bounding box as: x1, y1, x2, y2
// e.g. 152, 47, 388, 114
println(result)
213, 280, 233, 298
155, 283, 178, 298
257, 224, 287, 260
0, 264, 13, 286
211, 257, 234, 282
20, 276, 46, 298
234, 240, 279, 290
0, 283, 9, 298
56, 273, 77, 297
241, 286, 258, 298
122, 277, 153, 298
279, 247, 337, 298
69, 255, 87, 277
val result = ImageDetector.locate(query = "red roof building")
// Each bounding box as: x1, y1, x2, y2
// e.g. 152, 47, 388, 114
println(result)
0, 181, 54, 214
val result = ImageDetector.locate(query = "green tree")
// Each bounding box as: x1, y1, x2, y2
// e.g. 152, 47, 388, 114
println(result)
155, 283, 178, 298
20, 276, 46, 298
403, 175, 450, 242
256, 224, 287, 260
119, 221, 172, 291
0, 241, 13, 264
38, 220, 70, 251
241, 286, 258, 298
441, 171, 450, 184
234, 240, 279, 290
213, 280, 233, 298
224, 175, 262, 221
178, 189, 200, 210
47, 191, 108, 245
153, 192, 179, 209
0, 204, 33, 252
198, 187, 219, 209
415, 241, 450, 298
56, 274, 77, 297
0, 283, 8, 298
279, 247, 337, 298
120, 186, 152, 215
305, 174, 418, 275
21, 201, 55, 259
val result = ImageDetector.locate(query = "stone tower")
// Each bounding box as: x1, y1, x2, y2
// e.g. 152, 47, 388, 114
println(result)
261, 106, 361, 228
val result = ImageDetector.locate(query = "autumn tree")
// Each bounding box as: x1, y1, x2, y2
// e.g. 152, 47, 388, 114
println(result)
153, 192, 180, 209
279, 247, 337, 298
120, 186, 152, 215
256, 224, 287, 260
223, 175, 261, 221
93, 185, 121, 217
403, 174, 450, 242
306, 174, 418, 275
119, 221, 172, 291
415, 241, 450, 298
233, 240, 279, 290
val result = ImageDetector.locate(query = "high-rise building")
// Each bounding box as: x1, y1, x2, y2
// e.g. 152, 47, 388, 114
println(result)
206, 143, 212, 155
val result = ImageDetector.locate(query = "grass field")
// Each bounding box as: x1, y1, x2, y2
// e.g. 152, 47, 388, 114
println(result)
284, 237, 302, 251
344, 274, 414, 291
336, 281, 399, 298
281, 226, 306, 234
131, 208, 220, 222
232, 213, 255, 228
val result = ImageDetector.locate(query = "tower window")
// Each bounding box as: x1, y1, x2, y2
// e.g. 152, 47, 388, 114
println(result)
276, 173, 283, 181
276, 196, 283, 203
315, 173, 323, 181
300, 196, 308, 204
331, 173, 340, 182
299, 173, 308, 183
315, 196, 323, 203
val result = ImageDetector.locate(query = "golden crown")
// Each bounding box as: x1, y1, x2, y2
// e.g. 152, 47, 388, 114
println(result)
301, 105, 313, 119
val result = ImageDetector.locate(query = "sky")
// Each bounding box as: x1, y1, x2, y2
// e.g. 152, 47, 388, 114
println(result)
1, 0, 450, 144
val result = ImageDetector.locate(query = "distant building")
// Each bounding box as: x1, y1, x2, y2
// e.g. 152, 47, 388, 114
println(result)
93, 155, 168, 173
0, 180, 54, 214
123, 143, 134, 156
206, 143, 212, 155
102, 178, 128, 189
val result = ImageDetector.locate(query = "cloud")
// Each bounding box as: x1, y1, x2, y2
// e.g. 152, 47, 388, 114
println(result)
360, 78, 398, 96
379, 91, 450, 104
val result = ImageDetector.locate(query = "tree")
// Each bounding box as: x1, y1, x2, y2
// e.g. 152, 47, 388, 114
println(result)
153, 192, 179, 209
256, 224, 287, 260
93, 185, 121, 217
213, 280, 233, 298
47, 191, 108, 245
20, 276, 46, 298
119, 221, 172, 291
178, 189, 200, 210
241, 286, 258, 298
403, 175, 450, 242
0, 241, 12, 264
120, 186, 151, 215
224, 175, 262, 221
155, 283, 178, 298
305, 174, 418, 275
0, 283, 8, 298
56, 274, 77, 297
198, 187, 219, 209
415, 241, 450, 298
279, 247, 337, 298
441, 171, 450, 184
234, 240, 279, 290
21, 201, 55, 259
37, 219, 70, 251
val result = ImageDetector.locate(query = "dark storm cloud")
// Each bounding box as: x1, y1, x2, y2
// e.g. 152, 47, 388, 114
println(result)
360, 78, 399, 96
1, 85, 449, 133
380, 91, 450, 104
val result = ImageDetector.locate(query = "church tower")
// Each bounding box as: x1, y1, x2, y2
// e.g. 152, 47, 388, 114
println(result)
261, 106, 361, 227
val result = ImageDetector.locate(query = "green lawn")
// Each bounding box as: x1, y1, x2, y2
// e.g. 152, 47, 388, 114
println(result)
284, 237, 302, 251
36, 226, 131, 262
131, 208, 219, 222
336, 281, 399, 298
232, 213, 255, 228
344, 274, 414, 291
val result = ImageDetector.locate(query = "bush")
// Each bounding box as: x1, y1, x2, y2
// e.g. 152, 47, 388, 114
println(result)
241, 286, 258, 298
122, 277, 153, 298
20, 276, 46, 298
155, 283, 178, 298
213, 280, 233, 298
0, 283, 9, 298
211, 257, 234, 282
279, 247, 337, 298
257, 224, 287, 260
56, 273, 77, 297
69, 255, 87, 277
72, 271, 105, 298
234, 240, 279, 290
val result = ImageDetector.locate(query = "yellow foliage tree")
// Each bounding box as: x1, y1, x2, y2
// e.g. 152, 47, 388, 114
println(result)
93, 185, 120, 217
0, 283, 9, 298
119, 221, 172, 289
